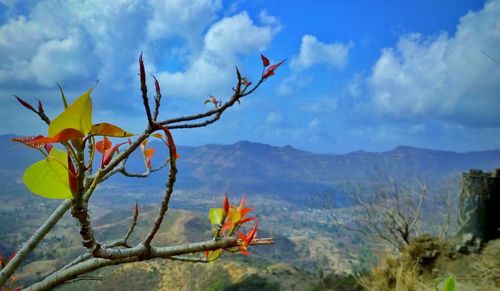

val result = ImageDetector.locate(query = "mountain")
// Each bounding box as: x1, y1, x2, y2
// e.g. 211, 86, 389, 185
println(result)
2, 135, 499, 200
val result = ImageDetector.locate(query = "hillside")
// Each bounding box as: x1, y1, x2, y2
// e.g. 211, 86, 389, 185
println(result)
2, 134, 499, 201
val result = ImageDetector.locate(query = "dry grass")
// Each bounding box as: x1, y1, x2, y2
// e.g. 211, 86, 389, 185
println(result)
362, 235, 500, 291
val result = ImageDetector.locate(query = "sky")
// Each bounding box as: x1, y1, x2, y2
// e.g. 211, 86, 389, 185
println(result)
0, 0, 499, 154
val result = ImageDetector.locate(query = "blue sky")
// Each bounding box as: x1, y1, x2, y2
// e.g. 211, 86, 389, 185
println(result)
0, 0, 498, 154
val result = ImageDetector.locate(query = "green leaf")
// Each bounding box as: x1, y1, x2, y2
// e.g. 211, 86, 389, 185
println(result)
56, 82, 69, 108
209, 208, 225, 225
48, 89, 93, 137
206, 249, 222, 261
442, 275, 456, 291
23, 148, 73, 199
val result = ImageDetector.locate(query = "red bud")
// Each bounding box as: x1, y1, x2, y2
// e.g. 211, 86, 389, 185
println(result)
14, 95, 35, 112
139, 53, 146, 88
37, 99, 44, 113
223, 195, 230, 213
260, 53, 270, 67
152, 75, 161, 96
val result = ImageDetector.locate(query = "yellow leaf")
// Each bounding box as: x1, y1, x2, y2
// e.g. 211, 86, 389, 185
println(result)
227, 207, 241, 223
23, 148, 73, 199
151, 133, 163, 139
48, 89, 93, 137
91, 123, 133, 137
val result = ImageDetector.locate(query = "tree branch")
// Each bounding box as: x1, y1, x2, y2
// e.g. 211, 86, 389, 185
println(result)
25, 238, 273, 291
0, 200, 72, 286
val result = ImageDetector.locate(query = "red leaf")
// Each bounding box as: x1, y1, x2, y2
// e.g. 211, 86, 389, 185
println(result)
262, 59, 286, 79
238, 232, 247, 241
260, 53, 270, 67
101, 141, 128, 167
11, 135, 45, 149
30, 128, 84, 145
14, 95, 35, 112
96, 136, 112, 154
67, 154, 77, 195
247, 223, 258, 242
44, 144, 53, 154
239, 217, 255, 224
239, 196, 247, 210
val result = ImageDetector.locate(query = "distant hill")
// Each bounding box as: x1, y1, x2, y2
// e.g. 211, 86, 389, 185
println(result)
1, 134, 499, 199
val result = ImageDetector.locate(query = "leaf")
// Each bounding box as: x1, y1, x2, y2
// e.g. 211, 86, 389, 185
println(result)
143, 148, 155, 168
209, 208, 225, 225
48, 89, 93, 137
151, 133, 163, 139
260, 53, 270, 67
91, 123, 133, 137
11, 135, 45, 149
96, 136, 112, 154
101, 140, 130, 167
262, 59, 286, 79
205, 249, 222, 261
227, 207, 241, 223
23, 148, 73, 199
30, 128, 85, 145
442, 275, 456, 291
56, 82, 69, 108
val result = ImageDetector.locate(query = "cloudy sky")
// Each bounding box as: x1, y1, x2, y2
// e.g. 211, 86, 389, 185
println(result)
0, 0, 499, 153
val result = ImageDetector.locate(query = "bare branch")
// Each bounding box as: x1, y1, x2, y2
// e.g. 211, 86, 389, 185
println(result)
142, 160, 177, 246
25, 238, 273, 291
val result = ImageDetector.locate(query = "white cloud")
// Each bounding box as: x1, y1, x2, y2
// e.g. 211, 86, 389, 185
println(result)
278, 74, 312, 96
155, 11, 279, 98
368, 0, 500, 127
146, 0, 222, 45
290, 34, 351, 71
0, 0, 150, 87
301, 96, 338, 113
265, 111, 284, 125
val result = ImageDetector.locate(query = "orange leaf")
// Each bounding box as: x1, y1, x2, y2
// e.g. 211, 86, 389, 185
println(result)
144, 148, 155, 168
11, 135, 45, 149
30, 128, 84, 145
91, 123, 133, 137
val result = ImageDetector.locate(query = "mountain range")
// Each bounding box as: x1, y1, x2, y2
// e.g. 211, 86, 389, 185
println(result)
2, 134, 499, 201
